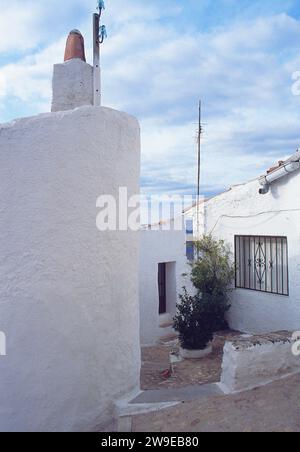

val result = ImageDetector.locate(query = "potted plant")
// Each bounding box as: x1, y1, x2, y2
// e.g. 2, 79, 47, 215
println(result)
174, 235, 234, 359
174, 289, 214, 358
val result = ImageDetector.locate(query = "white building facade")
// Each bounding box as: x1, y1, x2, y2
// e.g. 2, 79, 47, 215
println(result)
139, 227, 187, 345
185, 153, 300, 334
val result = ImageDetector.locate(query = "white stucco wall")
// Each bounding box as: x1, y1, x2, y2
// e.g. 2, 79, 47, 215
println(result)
197, 171, 300, 334
220, 333, 300, 393
139, 229, 186, 345
51, 59, 93, 112
0, 106, 141, 432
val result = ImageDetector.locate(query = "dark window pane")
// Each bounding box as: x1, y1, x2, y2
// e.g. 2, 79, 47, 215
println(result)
186, 242, 195, 261
235, 235, 289, 296
186, 219, 193, 235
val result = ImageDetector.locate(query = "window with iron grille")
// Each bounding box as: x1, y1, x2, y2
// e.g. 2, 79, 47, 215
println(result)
235, 236, 289, 296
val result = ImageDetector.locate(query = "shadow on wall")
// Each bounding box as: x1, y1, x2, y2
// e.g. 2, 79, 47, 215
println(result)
228, 251, 300, 334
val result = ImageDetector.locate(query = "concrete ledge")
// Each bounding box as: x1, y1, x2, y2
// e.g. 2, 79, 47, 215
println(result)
159, 313, 173, 327
219, 331, 300, 394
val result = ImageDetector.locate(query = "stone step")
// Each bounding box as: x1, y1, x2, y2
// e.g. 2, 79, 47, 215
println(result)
131, 383, 223, 404
160, 321, 174, 329
116, 383, 224, 432
159, 325, 178, 340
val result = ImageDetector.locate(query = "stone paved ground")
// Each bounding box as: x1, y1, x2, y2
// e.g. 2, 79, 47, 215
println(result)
133, 373, 300, 432
141, 331, 240, 390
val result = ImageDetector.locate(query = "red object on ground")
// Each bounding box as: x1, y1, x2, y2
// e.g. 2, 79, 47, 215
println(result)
161, 369, 172, 379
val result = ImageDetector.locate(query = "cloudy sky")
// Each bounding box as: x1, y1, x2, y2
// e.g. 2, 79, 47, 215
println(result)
1, 0, 300, 198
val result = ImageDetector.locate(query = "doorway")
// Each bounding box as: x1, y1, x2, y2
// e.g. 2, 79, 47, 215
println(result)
158, 263, 167, 315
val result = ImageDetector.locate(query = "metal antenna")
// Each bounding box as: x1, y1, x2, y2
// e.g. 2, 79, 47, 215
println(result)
197, 100, 202, 199
196, 100, 203, 237
93, 1, 107, 106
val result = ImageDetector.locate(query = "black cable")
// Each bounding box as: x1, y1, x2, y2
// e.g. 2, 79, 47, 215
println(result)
210, 208, 300, 234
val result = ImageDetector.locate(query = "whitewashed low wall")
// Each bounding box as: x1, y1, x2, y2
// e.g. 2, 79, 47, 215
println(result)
220, 332, 300, 393
0, 106, 141, 432
139, 229, 186, 345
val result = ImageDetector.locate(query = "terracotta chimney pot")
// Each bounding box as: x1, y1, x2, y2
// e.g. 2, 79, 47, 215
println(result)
64, 30, 86, 62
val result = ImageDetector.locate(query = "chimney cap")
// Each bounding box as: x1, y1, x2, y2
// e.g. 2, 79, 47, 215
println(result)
69, 29, 82, 36
64, 29, 86, 62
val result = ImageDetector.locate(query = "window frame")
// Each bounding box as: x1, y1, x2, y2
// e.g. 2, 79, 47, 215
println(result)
185, 219, 194, 235
234, 235, 289, 297
186, 241, 195, 262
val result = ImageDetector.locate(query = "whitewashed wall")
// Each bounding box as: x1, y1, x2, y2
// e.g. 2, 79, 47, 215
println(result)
220, 334, 300, 393
0, 106, 141, 432
198, 172, 300, 333
139, 229, 187, 345
51, 59, 93, 112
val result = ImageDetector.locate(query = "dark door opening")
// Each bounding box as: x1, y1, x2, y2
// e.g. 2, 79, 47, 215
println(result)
158, 263, 167, 315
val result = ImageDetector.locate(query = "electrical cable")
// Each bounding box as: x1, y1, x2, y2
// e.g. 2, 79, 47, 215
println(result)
209, 208, 300, 234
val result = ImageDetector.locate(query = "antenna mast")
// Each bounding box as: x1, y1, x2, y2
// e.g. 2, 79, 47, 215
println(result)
93, 1, 107, 106
196, 100, 202, 237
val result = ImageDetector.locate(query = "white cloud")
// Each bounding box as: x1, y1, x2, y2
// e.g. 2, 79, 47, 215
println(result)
0, 39, 65, 106
0, 0, 95, 55
0, 72, 7, 96
1, 1, 300, 196
107, 0, 181, 24
0, 1, 43, 53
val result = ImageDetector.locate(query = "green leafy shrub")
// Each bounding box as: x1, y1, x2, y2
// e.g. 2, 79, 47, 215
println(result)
173, 289, 214, 350
174, 235, 235, 350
